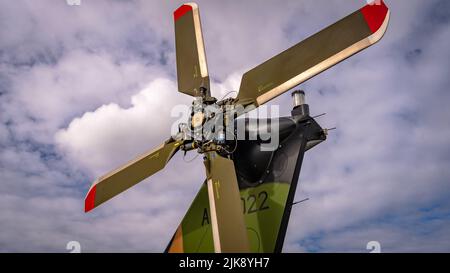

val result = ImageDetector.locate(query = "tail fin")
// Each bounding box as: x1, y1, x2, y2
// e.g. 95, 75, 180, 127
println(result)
165, 117, 325, 253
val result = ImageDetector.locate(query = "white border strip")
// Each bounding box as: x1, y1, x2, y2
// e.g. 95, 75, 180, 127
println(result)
207, 178, 221, 253
187, 3, 209, 78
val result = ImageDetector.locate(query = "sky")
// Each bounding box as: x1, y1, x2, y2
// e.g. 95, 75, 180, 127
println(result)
0, 0, 449, 252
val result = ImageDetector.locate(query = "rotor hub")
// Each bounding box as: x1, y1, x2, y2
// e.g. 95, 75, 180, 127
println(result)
176, 95, 238, 154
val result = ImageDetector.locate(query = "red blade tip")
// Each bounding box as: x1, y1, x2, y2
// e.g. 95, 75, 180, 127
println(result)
84, 184, 97, 213
174, 4, 193, 22
361, 0, 389, 33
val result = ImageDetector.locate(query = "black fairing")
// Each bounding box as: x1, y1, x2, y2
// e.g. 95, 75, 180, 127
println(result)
232, 118, 296, 186
232, 115, 326, 190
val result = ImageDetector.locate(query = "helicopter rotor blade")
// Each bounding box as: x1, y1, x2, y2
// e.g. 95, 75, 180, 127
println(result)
174, 3, 210, 97
235, 0, 390, 108
204, 152, 250, 253
84, 138, 182, 212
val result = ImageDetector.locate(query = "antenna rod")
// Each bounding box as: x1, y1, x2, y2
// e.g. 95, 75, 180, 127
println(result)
291, 198, 310, 207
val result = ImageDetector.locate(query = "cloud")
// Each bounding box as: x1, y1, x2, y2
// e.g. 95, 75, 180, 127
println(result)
286, 205, 450, 253
55, 78, 191, 175
2, 50, 168, 146
0, 0, 450, 253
